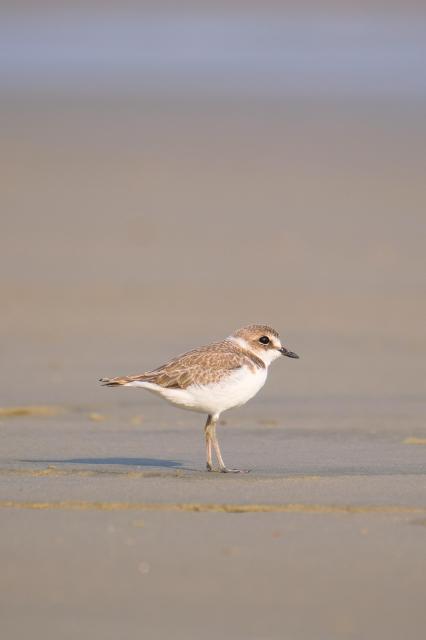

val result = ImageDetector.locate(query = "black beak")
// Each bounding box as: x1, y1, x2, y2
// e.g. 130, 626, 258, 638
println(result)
280, 347, 299, 359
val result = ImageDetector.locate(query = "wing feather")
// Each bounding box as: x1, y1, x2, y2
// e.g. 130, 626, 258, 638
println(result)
127, 344, 244, 389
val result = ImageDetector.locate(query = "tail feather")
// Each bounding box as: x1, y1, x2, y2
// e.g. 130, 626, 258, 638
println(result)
99, 376, 132, 387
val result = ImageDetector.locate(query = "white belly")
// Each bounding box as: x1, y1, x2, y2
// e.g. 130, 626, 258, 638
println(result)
136, 366, 268, 416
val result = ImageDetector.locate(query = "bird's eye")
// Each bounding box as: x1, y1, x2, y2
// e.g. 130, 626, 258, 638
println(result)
259, 336, 270, 345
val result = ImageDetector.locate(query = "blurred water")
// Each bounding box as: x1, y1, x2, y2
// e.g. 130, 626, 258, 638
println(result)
1, 7, 425, 97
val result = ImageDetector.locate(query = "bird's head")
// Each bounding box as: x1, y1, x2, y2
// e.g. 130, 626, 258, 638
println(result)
229, 324, 299, 366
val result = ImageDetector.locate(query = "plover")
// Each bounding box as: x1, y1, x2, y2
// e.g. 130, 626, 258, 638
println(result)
100, 324, 299, 472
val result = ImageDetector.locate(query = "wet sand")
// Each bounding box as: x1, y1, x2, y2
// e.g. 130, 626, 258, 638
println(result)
1, 95, 426, 638
1, 401, 426, 640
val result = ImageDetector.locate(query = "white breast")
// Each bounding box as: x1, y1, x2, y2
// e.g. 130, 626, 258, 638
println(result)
155, 365, 268, 415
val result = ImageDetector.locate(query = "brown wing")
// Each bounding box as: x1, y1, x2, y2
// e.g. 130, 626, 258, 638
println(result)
101, 342, 244, 388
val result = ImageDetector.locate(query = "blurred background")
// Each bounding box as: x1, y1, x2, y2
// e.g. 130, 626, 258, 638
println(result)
1, 0, 425, 412
1, 5, 426, 639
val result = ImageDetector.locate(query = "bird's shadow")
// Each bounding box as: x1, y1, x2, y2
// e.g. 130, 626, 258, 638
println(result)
23, 457, 187, 470
19, 460, 426, 477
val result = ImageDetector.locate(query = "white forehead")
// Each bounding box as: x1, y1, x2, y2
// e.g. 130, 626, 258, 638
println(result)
269, 335, 282, 348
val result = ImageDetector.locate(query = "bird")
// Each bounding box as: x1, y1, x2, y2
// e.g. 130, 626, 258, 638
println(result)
99, 324, 299, 473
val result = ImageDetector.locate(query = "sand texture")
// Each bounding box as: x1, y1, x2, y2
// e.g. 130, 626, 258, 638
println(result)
1, 62, 426, 640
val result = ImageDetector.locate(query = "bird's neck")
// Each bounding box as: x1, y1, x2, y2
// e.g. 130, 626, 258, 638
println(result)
228, 336, 277, 368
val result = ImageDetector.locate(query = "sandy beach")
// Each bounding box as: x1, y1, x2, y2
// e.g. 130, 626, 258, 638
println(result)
1, 397, 426, 639
1, 7, 426, 635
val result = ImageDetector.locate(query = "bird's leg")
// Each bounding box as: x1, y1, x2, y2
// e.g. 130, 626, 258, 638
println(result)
210, 419, 250, 474
210, 421, 226, 471
204, 415, 214, 471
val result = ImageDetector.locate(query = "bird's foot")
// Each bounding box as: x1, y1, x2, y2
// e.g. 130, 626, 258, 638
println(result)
206, 463, 250, 473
